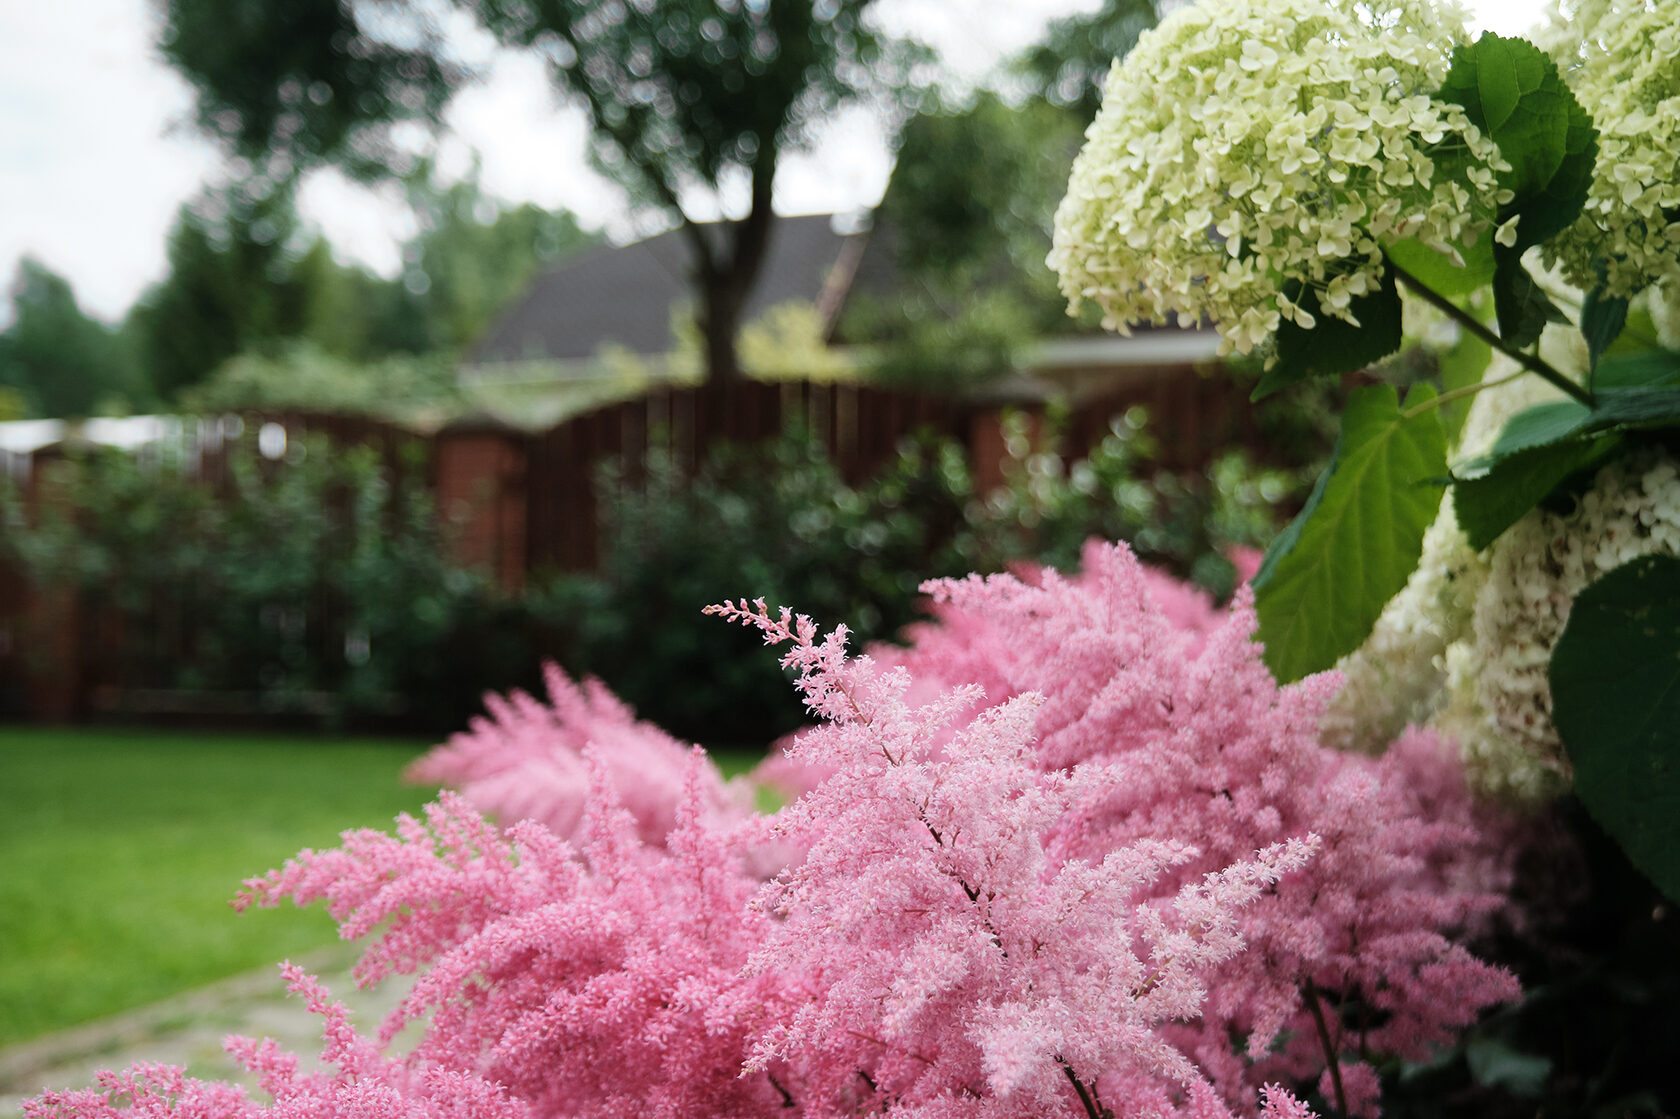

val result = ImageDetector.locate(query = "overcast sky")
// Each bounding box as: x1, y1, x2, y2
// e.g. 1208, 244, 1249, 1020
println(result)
0, 0, 1551, 324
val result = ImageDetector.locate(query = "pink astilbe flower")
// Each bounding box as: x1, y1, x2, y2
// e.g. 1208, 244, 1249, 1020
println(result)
237, 759, 797, 1119
32, 545, 1509, 1119
23, 966, 527, 1119
714, 597, 1321, 1118
864, 542, 1518, 1106
407, 662, 750, 846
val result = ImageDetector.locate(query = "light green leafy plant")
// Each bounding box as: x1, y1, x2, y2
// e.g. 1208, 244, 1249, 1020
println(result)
1053, 0, 1680, 899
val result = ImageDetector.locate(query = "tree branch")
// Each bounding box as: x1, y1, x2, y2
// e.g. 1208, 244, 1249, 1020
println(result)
1384, 254, 1595, 407
1303, 979, 1347, 1119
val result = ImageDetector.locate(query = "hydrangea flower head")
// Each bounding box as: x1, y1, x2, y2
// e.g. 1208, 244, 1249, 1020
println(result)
1050, 0, 1507, 359
1542, 0, 1680, 297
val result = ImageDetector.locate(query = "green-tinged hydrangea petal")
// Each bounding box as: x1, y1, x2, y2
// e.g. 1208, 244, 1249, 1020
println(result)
1050, 0, 1505, 362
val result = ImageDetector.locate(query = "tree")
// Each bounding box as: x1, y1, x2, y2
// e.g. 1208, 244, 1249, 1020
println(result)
159, 0, 904, 384
399, 170, 596, 353
126, 186, 310, 399
1016, 0, 1160, 119
841, 93, 1088, 388
0, 258, 144, 418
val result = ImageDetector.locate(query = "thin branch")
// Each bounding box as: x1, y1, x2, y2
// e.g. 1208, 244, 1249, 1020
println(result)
1399, 366, 1528, 420
766, 1071, 797, 1109
1303, 979, 1348, 1119
1384, 255, 1595, 407
1057, 1058, 1111, 1119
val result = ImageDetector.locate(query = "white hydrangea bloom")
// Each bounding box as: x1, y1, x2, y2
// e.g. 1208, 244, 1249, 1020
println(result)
1543, 0, 1680, 297
1437, 448, 1680, 798
1049, 0, 1508, 360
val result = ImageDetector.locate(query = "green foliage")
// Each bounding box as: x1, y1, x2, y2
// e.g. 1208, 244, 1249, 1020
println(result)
1550, 554, 1680, 903
1581, 278, 1630, 379
1453, 349, 1680, 547
0, 727, 435, 1045
1437, 33, 1597, 349
1014, 0, 1161, 118
1254, 384, 1448, 683
120, 170, 594, 408
180, 342, 462, 419
126, 186, 313, 399
3, 436, 543, 730
159, 0, 463, 184
1453, 434, 1619, 550
0, 258, 146, 418
398, 170, 597, 353
551, 418, 1298, 744
847, 94, 1088, 388
1256, 268, 1405, 399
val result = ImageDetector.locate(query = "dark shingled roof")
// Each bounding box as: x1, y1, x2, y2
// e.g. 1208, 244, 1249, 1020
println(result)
467, 213, 861, 367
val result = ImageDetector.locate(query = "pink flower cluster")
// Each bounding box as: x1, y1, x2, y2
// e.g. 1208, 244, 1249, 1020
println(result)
406, 661, 751, 847
27, 543, 1516, 1119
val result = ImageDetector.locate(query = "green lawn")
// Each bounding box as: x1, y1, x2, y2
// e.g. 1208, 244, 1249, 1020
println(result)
0, 727, 439, 1047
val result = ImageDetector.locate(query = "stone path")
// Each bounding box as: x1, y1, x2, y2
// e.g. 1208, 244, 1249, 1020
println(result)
0, 949, 414, 1118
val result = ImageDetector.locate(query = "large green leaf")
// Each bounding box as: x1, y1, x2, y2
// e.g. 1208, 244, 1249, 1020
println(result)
1453, 433, 1620, 550
1438, 33, 1598, 348
1386, 234, 1496, 297
1550, 554, 1680, 902
1492, 259, 1568, 351
1254, 384, 1448, 682
1253, 269, 1404, 400
1582, 277, 1630, 380
1458, 350, 1680, 474
1597, 348, 1680, 389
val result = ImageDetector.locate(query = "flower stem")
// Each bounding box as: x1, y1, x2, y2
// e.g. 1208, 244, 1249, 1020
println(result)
1303, 979, 1348, 1119
1058, 1059, 1112, 1119
1383, 255, 1596, 408
1399, 367, 1528, 420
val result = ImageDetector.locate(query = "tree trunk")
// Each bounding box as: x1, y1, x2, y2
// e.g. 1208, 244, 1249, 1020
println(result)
686, 163, 778, 386
699, 274, 748, 385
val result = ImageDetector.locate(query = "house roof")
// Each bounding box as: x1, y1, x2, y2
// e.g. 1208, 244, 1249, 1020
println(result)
466, 212, 862, 368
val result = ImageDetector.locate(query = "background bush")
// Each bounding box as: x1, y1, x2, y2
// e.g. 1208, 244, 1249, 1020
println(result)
1, 437, 548, 730
546, 415, 1302, 744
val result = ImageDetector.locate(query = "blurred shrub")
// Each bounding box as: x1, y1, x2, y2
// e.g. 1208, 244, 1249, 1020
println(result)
545, 414, 1304, 745
178, 341, 462, 421
2, 435, 543, 730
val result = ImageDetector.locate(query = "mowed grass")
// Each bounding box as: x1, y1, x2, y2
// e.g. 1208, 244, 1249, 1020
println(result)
0, 727, 440, 1047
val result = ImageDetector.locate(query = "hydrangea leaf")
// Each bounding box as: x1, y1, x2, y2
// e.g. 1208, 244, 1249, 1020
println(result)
1439, 33, 1598, 347
1550, 554, 1680, 903
1254, 384, 1447, 682
1385, 234, 1496, 297
1437, 313, 1495, 444
1596, 348, 1680, 389
1492, 260, 1569, 351
1452, 433, 1620, 551
1253, 268, 1404, 400
1457, 349, 1680, 480
1581, 278, 1630, 379
1439, 33, 1598, 247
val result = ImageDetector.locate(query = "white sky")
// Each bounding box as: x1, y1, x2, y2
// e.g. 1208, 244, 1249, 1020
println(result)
0, 0, 1551, 324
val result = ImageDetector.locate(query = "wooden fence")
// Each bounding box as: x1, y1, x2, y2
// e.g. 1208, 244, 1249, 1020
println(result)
0, 371, 1261, 722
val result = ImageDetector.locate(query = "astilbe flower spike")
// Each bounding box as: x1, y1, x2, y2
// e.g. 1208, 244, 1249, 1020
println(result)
31, 544, 1513, 1119
860, 543, 1518, 1116
715, 592, 1322, 1118
23, 964, 528, 1119
407, 661, 752, 846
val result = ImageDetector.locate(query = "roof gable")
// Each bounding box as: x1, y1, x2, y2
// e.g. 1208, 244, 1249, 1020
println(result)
467, 213, 859, 367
